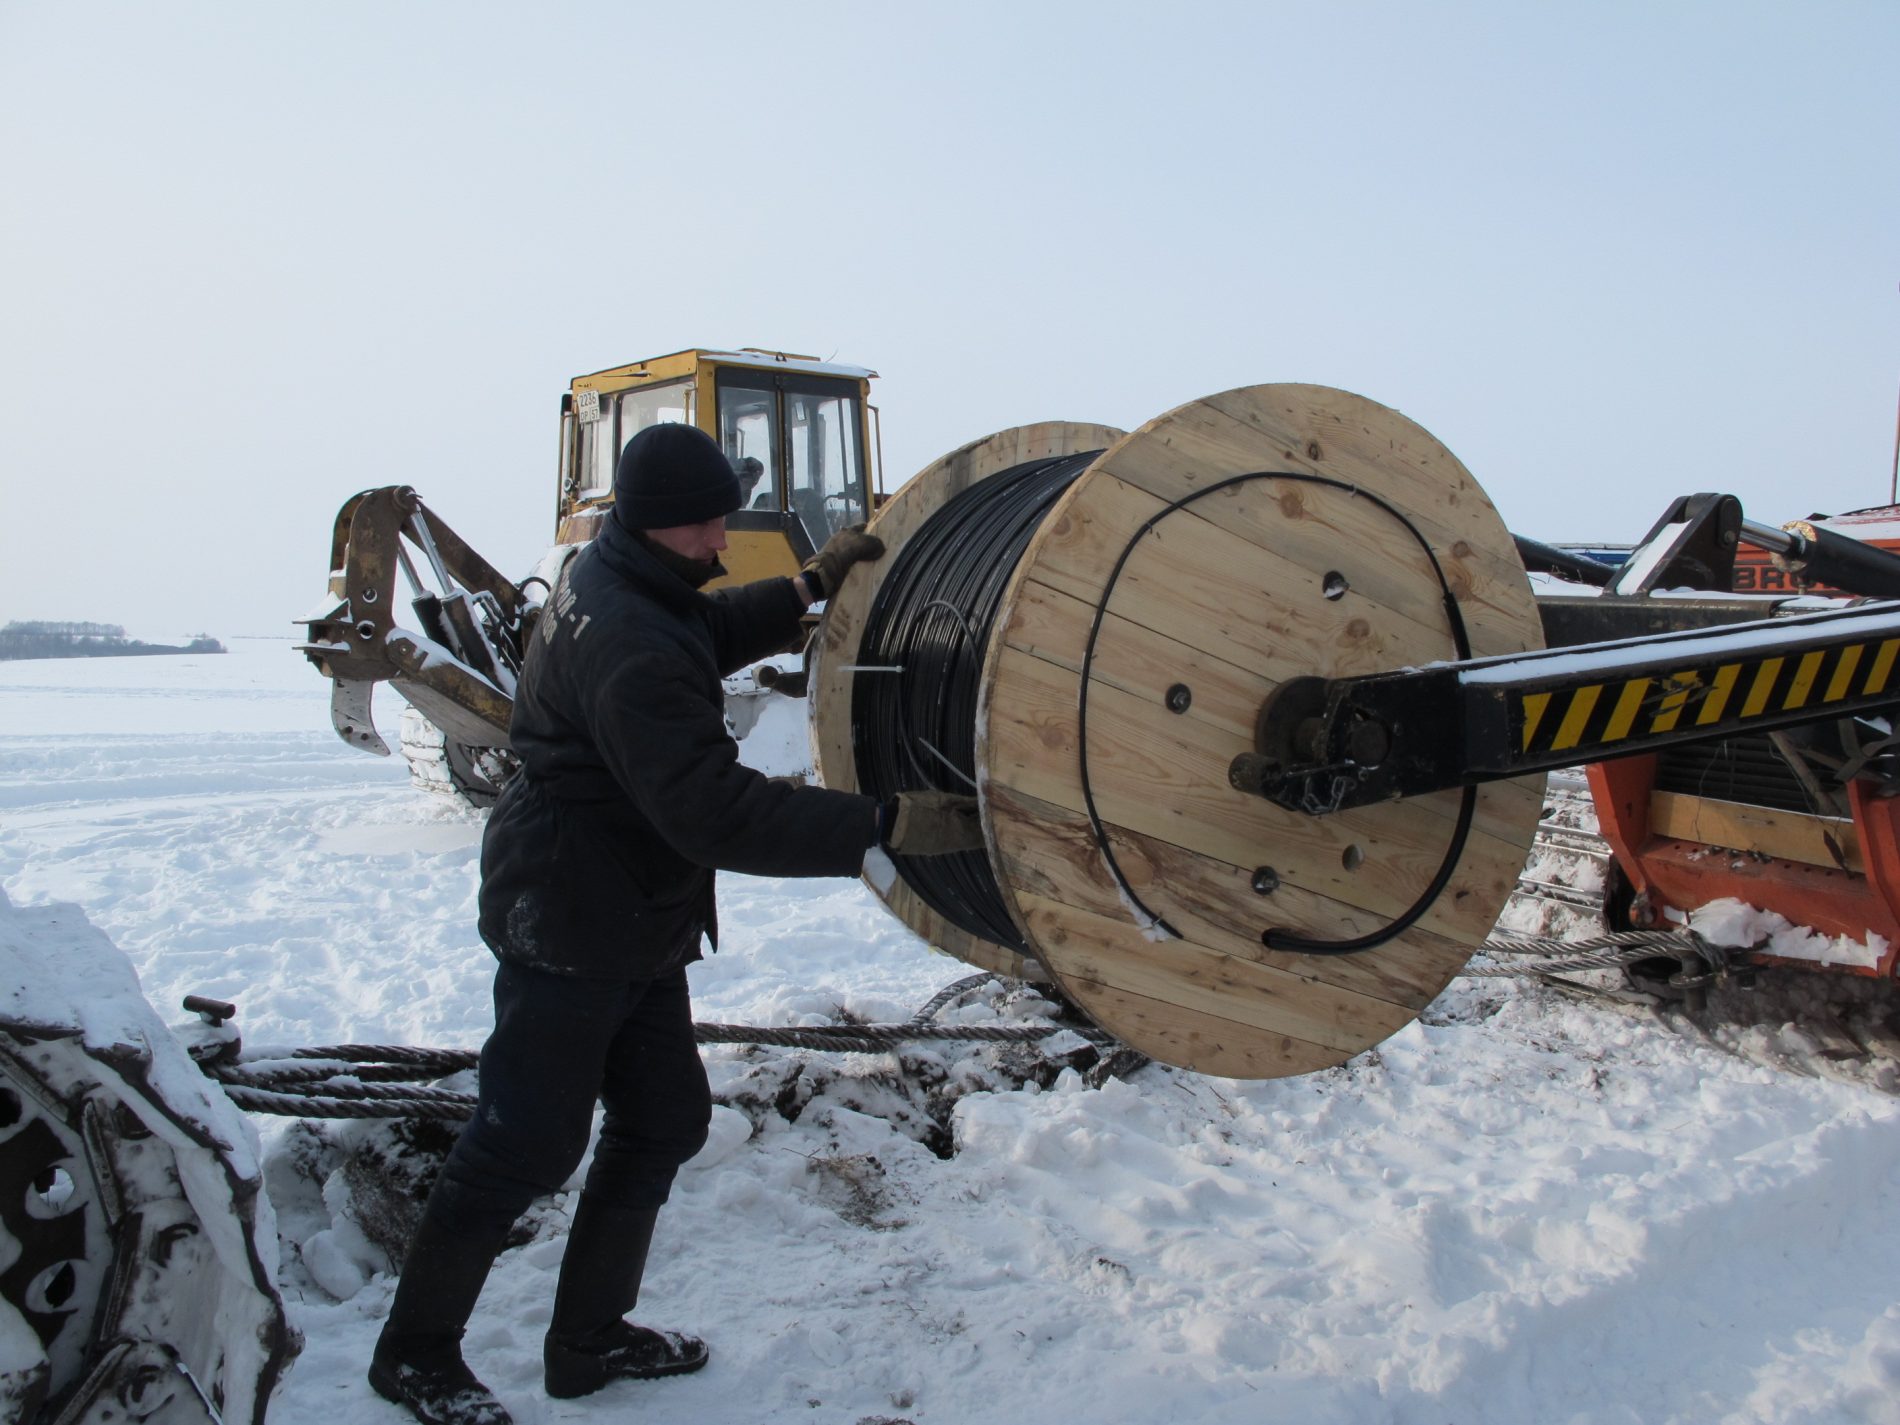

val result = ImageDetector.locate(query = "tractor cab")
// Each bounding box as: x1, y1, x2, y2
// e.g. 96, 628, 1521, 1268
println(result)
557, 348, 880, 588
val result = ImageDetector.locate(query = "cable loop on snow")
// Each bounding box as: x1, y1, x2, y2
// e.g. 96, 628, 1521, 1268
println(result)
202, 972, 1134, 1120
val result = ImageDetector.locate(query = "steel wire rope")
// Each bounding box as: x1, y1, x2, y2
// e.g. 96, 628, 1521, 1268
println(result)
1465, 928, 1719, 976
205, 974, 1125, 1120
852, 453, 1100, 948
202, 926, 1691, 1125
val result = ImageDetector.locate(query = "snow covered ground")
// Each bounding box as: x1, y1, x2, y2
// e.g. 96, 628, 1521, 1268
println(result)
6, 639, 1900, 1425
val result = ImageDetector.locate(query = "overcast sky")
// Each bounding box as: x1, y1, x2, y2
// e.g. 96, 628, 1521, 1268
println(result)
2, 2, 1895, 637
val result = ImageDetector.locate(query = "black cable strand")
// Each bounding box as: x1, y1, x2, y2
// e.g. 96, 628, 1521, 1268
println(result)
853, 454, 1099, 948
1074, 471, 1475, 957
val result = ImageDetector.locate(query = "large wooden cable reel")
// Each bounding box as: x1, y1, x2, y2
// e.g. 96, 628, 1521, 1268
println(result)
811, 386, 1544, 1078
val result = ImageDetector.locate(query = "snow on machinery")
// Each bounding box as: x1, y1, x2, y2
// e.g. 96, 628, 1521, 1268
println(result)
298, 348, 882, 803
0, 893, 292, 1425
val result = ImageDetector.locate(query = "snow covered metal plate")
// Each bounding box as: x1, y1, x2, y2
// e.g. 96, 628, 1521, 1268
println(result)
0, 891, 294, 1424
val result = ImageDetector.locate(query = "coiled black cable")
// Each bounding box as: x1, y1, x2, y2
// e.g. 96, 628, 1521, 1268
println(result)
852, 453, 1101, 949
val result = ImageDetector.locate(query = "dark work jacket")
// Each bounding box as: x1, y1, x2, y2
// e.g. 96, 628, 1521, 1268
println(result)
477, 516, 879, 979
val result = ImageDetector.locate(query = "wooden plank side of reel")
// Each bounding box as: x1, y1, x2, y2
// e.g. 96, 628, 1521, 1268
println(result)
980, 386, 1543, 1076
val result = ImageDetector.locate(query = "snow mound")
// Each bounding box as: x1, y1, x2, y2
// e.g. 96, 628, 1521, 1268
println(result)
1691, 897, 1886, 970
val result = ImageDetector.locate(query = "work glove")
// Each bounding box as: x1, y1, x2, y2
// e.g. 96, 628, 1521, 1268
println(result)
801, 525, 885, 601
882, 790, 984, 856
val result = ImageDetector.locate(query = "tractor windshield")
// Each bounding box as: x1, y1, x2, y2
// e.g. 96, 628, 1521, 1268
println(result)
715, 372, 867, 550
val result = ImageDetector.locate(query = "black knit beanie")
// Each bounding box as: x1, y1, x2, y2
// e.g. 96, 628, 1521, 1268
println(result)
612, 423, 743, 530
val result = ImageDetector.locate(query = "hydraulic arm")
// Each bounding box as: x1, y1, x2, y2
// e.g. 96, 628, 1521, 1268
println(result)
1235, 600, 1900, 814
297, 486, 533, 758
1239, 491, 1900, 818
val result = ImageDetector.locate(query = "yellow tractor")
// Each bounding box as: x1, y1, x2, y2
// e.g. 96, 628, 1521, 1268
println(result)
299, 348, 881, 802
556, 348, 880, 579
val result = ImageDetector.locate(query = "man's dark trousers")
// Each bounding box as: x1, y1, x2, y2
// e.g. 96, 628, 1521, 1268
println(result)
430, 961, 714, 1240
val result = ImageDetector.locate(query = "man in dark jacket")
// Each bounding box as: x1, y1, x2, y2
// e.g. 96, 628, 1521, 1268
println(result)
369, 423, 982, 1425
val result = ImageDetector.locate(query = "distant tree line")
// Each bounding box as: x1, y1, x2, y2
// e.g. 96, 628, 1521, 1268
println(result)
0, 621, 226, 661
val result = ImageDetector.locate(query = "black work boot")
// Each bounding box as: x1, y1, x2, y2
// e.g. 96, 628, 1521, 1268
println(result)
543, 1197, 709, 1399
369, 1193, 514, 1425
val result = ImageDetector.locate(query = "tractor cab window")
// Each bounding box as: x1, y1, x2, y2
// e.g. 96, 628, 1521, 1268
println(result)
785, 386, 865, 546
575, 377, 693, 498
718, 385, 780, 513
711, 371, 866, 550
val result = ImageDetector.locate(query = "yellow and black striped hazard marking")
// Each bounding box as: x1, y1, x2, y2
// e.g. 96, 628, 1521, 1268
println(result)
1514, 636, 1900, 761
